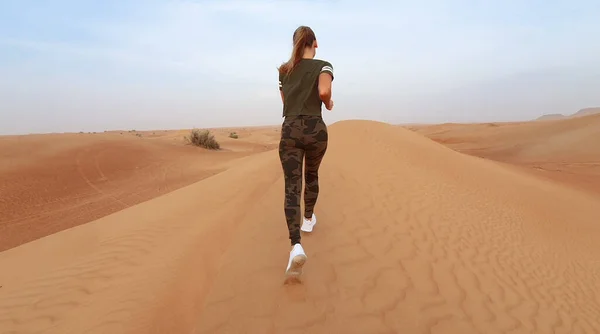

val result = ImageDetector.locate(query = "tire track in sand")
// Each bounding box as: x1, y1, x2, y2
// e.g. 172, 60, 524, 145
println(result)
76, 149, 131, 210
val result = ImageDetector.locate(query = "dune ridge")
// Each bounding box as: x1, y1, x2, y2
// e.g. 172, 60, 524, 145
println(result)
409, 114, 600, 197
412, 113, 600, 161
536, 114, 565, 121
0, 130, 274, 252
0, 149, 282, 334
572, 107, 600, 118
1, 120, 600, 333
536, 107, 600, 121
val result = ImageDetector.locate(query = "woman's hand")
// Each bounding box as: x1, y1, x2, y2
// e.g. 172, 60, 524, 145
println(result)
325, 99, 334, 111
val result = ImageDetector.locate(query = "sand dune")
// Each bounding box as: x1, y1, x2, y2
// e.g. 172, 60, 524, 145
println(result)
409, 113, 600, 162
572, 107, 600, 118
536, 113, 565, 121
409, 114, 600, 197
535, 107, 600, 121
1, 120, 600, 333
0, 129, 275, 252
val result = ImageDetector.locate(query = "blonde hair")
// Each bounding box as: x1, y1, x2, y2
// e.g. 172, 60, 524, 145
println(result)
278, 26, 316, 76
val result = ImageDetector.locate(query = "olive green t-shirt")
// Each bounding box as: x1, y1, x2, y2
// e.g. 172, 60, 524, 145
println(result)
278, 58, 334, 117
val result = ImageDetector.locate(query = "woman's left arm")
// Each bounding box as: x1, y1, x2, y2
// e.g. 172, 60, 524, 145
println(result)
278, 72, 285, 104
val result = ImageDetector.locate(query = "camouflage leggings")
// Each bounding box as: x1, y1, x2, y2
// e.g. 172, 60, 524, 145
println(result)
279, 115, 328, 246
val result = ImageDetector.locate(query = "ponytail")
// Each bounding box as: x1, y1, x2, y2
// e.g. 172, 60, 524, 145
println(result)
278, 26, 316, 76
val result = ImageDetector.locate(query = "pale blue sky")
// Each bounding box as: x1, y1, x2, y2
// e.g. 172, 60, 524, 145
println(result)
1, 0, 599, 134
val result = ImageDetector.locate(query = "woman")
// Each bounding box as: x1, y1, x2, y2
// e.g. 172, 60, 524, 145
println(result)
277, 25, 334, 279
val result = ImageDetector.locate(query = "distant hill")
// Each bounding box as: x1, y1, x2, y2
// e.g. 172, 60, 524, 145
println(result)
536, 113, 566, 121
572, 107, 600, 118
536, 107, 600, 121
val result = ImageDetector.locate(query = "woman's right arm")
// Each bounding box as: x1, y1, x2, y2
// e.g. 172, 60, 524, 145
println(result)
318, 62, 334, 110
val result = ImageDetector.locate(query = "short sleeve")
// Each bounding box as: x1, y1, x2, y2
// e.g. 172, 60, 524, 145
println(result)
278, 71, 283, 91
320, 61, 334, 81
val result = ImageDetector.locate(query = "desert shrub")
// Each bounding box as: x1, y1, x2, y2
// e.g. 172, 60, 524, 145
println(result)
186, 128, 220, 150
229, 132, 238, 139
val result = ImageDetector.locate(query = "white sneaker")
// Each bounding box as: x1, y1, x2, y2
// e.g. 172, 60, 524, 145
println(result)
301, 214, 317, 232
285, 243, 307, 278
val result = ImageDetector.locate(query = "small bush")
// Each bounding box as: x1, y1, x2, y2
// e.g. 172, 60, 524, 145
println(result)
186, 128, 220, 150
229, 132, 238, 139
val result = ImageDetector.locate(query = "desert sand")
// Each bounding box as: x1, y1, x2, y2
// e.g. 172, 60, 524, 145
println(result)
1, 115, 599, 333
535, 106, 600, 122
409, 114, 600, 197
0, 127, 279, 252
